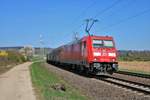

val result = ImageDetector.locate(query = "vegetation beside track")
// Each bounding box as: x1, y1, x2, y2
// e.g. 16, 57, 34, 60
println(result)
30, 62, 87, 100
118, 61, 150, 75
0, 50, 26, 74
118, 50, 150, 75
31, 55, 45, 62
118, 50, 150, 61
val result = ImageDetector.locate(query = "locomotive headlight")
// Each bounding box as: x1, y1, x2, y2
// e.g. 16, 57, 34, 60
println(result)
93, 52, 101, 56
108, 53, 116, 57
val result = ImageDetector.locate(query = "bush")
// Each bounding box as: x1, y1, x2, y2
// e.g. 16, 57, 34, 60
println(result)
0, 51, 26, 66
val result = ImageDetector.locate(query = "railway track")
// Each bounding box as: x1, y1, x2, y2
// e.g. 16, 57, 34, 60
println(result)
116, 71, 150, 79
50, 63, 150, 95
97, 76, 150, 95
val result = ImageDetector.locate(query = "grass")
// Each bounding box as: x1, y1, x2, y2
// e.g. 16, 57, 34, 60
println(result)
30, 62, 87, 100
31, 55, 44, 62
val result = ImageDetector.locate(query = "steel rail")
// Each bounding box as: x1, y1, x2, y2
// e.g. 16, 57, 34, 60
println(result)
97, 76, 150, 95
116, 71, 150, 79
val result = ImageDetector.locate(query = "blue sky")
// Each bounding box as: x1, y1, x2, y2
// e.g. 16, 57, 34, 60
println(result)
0, 0, 150, 50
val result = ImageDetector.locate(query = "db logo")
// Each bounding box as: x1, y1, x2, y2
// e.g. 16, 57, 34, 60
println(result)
102, 53, 107, 56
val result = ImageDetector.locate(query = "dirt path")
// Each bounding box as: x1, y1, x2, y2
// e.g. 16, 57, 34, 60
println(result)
0, 62, 36, 100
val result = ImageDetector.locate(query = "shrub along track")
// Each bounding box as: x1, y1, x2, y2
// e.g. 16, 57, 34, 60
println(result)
45, 63, 150, 100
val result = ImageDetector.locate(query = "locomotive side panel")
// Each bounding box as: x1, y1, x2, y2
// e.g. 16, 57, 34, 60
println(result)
47, 35, 118, 75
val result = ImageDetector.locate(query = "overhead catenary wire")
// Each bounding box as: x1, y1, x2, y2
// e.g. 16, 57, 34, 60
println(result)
70, 0, 97, 26
102, 8, 150, 30
81, 0, 122, 35
70, 0, 98, 35
71, 0, 122, 35
71, 0, 150, 41
66, 0, 123, 39
94, 0, 122, 18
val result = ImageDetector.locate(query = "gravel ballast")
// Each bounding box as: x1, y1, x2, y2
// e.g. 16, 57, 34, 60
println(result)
44, 63, 150, 100
112, 73, 150, 86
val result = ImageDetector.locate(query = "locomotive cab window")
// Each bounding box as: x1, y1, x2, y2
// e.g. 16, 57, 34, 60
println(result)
103, 40, 114, 47
93, 39, 114, 48
93, 40, 103, 48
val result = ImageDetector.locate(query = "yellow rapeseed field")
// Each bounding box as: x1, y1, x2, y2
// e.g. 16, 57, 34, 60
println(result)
0, 51, 8, 57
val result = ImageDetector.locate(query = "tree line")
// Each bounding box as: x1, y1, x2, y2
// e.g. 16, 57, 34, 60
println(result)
118, 50, 150, 61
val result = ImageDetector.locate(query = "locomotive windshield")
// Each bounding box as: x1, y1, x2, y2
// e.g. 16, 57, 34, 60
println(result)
93, 39, 114, 48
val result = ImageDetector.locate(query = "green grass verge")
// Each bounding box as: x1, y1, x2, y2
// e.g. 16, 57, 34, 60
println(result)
30, 62, 87, 100
31, 56, 44, 62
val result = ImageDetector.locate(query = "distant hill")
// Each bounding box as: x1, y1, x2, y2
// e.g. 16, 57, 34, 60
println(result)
0, 46, 24, 51
0, 46, 53, 56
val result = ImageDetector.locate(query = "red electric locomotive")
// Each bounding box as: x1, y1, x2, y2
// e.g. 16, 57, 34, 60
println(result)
47, 35, 118, 75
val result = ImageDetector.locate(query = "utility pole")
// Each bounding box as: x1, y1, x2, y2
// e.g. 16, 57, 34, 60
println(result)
40, 34, 44, 58
85, 18, 98, 36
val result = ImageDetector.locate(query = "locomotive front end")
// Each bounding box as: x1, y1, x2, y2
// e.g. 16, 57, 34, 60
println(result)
89, 36, 118, 75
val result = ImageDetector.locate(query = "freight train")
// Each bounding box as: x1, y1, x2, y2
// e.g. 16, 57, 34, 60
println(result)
47, 35, 118, 75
